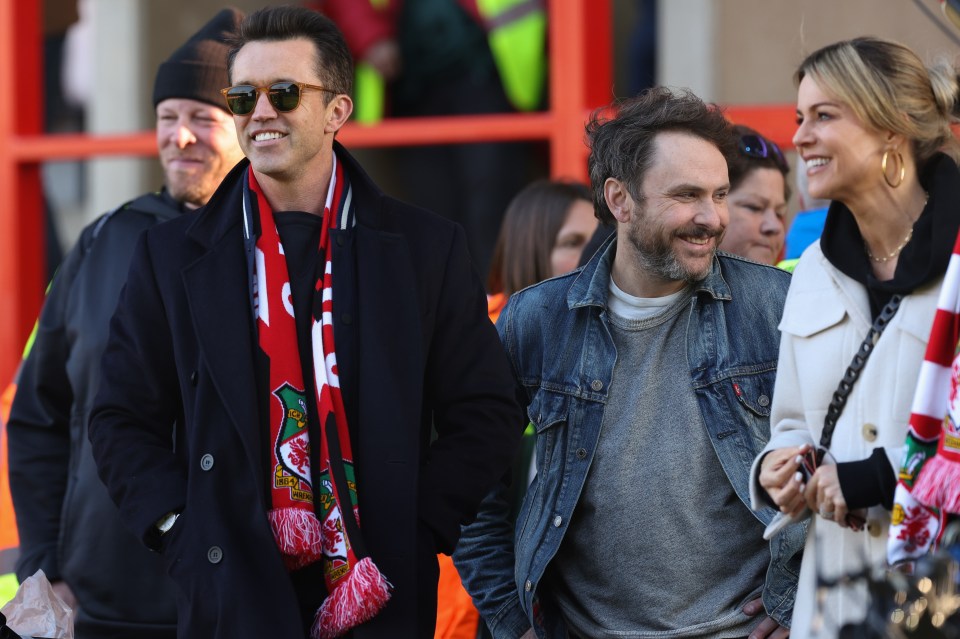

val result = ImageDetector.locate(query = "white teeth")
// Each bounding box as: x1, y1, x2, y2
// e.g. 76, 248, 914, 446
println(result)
806, 158, 829, 168
254, 131, 284, 142
686, 237, 709, 245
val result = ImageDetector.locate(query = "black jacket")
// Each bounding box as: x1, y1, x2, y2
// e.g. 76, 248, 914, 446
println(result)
8, 192, 182, 638
89, 145, 524, 639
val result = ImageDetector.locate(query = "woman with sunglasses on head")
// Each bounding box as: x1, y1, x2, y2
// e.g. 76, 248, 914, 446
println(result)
718, 125, 791, 265
751, 37, 960, 636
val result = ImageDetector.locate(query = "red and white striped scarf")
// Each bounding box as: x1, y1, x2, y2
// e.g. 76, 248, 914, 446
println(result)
246, 155, 391, 637
888, 231, 960, 564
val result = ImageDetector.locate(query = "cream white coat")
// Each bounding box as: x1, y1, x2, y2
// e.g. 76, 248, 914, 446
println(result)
749, 243, 941, 638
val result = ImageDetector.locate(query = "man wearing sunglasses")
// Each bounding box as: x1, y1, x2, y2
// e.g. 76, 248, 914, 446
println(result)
456, 88, 803, 639
6, 9, 245, 639
89, 6, 521, 639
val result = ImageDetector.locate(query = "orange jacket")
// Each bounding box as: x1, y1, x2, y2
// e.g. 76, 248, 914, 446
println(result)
1, 382, 19, 555
487, 292, 507, 325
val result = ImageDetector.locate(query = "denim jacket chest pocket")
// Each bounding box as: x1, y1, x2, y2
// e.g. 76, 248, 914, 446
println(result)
518, 387, 602, 552
720, 370, 777, 457
526, 389, 574, 479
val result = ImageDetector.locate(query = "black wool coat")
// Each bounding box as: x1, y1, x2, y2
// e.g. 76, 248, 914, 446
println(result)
89, 144, 524, 639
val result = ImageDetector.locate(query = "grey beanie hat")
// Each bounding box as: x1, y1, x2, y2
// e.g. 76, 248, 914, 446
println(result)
152, 8, 244, 110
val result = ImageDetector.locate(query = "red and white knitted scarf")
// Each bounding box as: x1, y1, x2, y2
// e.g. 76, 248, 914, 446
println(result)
888, 230, 960, 564
247, 157, 391, 637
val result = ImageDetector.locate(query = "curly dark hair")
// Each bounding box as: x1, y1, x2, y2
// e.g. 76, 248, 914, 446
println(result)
586, 87, 735, 225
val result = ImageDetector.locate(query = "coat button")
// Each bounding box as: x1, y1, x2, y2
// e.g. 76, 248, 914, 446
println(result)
190, 370, 198, 386
758, 394, 770, 407
867, 520, 882, 537
336, 235, 345, 247
341, 313, 353, 325
207, 546, 223, 564
576, 448, 587, 459
862, 423, 878, 442
200, 454, 215, 471
553, 515, 562, 527
524, 580, 532, 592
590, 380, 603, 391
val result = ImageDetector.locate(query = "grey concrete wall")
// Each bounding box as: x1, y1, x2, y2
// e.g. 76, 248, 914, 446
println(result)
660, 0, 960, 106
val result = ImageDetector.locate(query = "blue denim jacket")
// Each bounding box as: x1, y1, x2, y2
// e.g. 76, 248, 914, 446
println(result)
455, 239, 804, 638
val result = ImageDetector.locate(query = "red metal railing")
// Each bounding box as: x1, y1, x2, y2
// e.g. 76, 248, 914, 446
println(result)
0, 0, 797, 385
0, 1, 43, 385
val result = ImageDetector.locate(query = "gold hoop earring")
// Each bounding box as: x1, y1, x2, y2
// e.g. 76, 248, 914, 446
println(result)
882, 149, 905, 188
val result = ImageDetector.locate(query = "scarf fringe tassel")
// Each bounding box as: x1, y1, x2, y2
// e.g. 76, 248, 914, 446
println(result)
269, 507, 324, 566
311, 556, 393, 639
913, 454, 960, 513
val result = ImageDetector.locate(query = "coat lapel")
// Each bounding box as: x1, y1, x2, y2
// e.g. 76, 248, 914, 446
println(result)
180, 165, 264, 492
337, 144, 424, 469
181, 238, 263, 486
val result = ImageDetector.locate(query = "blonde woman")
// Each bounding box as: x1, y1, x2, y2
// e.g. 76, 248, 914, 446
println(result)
752, 37, 960, 636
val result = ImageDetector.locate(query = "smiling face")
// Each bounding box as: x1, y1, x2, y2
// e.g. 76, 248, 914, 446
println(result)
719, 168, 787, 264
793, 75, 891, 205
156, 98, 244, 208
610, 131, 730, 297
550, 199, 598, 277
229, 37, 349, 188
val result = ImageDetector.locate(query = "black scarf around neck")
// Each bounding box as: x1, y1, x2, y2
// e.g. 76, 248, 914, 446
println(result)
819, 153, 960, 317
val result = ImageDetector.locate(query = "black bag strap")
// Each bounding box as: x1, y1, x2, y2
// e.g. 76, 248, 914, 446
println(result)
819, 294, 903, 454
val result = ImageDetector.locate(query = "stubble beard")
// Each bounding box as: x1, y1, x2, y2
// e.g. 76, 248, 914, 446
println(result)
164, 160, 225, 209
168, 178, 215, 208
627, 204, 722, 285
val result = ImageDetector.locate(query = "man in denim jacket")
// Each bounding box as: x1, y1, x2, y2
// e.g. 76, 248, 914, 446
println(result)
455, 88, 803, 639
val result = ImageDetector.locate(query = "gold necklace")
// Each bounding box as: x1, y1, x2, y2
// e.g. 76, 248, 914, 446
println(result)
865, 227, 913, 263
864, 192, 928, 264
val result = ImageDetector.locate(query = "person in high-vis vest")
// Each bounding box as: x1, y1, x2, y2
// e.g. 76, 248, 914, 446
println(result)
309, 0, 547, 280
313, 0, 545, 121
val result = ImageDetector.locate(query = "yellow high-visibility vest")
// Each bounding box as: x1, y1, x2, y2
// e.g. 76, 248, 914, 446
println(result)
475, 0, 546, 112
354, 0, 545, 123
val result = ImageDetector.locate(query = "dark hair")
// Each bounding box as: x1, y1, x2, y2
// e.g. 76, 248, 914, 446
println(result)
487, 180, 592, 296
586, 87, 735, 224
227, 6, 353, 103
796, 37, 960, 166
728, 124, 791, 200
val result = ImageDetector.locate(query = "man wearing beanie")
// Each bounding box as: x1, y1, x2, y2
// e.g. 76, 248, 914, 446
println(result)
89, 6, 523, 639
6, 9, 244, 638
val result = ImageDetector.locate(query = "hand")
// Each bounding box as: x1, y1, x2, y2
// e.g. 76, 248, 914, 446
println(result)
518, 629, 537, 639
759, 445, 810, 518
51, 580, 78, 612
805, 463, 849, 527
743, 597, 789, 639
363, 39, 401, 80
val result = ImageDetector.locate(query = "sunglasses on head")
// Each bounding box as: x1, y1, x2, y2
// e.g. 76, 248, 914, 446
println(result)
738, 134, 789, 172
220, 81, 338, 116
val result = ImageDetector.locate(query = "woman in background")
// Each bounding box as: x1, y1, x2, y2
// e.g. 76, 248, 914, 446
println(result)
487, 180, 597, 322
753, 37, 960, 636
719, 124, 790, 265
